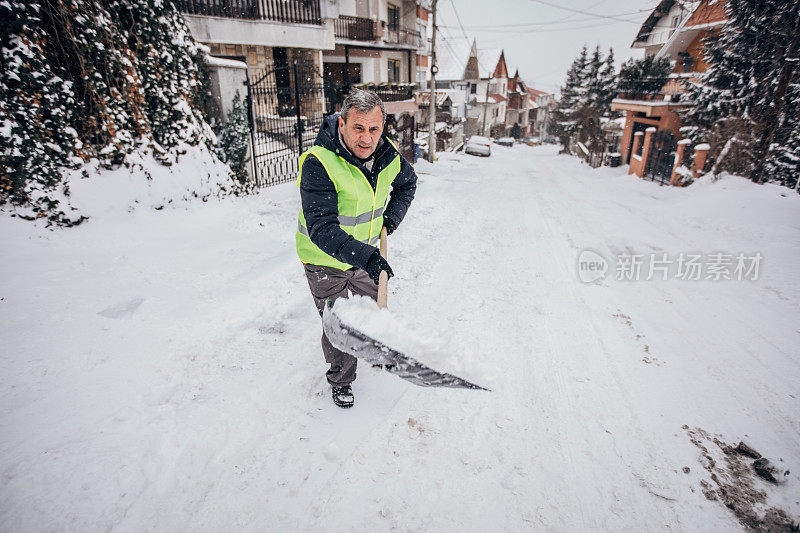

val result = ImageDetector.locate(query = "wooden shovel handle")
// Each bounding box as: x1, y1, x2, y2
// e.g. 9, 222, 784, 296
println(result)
377, 226, 388, 309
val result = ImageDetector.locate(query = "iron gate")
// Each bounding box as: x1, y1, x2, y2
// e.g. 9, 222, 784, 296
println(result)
643, 130, 678, 186
246, 61, 328, 186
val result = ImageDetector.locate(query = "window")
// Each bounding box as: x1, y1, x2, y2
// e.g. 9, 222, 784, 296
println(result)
388, 59, 400, 83
470, 83, 476, 94
669, 15, 680, 37
388, 4, 400, 32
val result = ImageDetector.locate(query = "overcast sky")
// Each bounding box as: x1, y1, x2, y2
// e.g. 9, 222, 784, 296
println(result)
434, 0, 663, 94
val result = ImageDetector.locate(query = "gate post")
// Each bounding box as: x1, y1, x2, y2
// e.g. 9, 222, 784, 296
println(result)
629, 131, 644, 175
293, 62, 304, 152
638, 127, 656, 178
670, 139, 691, 185
692, 143, 710, 178
244, 76, 258, 185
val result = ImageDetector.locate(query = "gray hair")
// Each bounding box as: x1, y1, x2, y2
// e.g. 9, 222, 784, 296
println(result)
341, 88, 386, 123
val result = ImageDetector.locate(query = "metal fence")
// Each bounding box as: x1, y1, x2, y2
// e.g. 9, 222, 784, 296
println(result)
246, 62, 327, 186
384, 26, 422, 46
643, 130, 678, 186
178, 0, 322, 24
333, 15, 375, 40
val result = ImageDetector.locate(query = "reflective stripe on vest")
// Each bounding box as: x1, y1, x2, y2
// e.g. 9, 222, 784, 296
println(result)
296, 219, 380, 246
295, 143, 400, 269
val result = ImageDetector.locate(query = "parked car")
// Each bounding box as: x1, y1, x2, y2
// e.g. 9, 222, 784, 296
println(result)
464, 135, 492, 157
495, 137, 515, 147
523, 136, 541, 146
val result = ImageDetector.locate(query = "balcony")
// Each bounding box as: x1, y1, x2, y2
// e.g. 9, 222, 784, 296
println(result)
345, 83, 414, 102
369, 84, 415, 102
334, 15, 376, 41
178, 0, 322, 25
384, 25, 422, 47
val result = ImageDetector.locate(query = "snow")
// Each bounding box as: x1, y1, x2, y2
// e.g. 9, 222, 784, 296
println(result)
204, 55, 247, 70
60, 143, 234, 217
331, 295, 474, 381
2, 145, 800, 530
695, 143, 711, 150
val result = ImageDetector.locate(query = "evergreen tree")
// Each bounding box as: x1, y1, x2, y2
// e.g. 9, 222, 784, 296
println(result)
585, 46, 604, 112
551, 45, 588, 152
218, 91, 251, 183
617, 55, 672, 97
681, 0, 800, 186
573, 44, 590, 108
552, 44, 617, 156
598, 47, 618, 117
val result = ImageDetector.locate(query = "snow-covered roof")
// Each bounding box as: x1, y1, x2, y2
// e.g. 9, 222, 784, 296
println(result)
656, 8, 727, 61
418, 90, 454, 107
472, 93, 506, 105
633, 0, 677, 46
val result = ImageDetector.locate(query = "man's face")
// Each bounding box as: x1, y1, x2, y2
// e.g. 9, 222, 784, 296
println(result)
339, 106, 384, 159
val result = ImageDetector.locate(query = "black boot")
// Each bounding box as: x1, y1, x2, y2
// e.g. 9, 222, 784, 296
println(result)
331, 385, 354, 408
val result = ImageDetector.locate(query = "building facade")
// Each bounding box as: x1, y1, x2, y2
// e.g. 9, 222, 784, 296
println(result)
611, 0, 728, 164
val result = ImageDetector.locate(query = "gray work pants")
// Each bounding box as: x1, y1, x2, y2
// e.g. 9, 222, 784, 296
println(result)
303, 263, 378, 386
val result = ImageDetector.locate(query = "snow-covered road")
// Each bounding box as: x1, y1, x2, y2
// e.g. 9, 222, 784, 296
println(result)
2, 145, 799, 531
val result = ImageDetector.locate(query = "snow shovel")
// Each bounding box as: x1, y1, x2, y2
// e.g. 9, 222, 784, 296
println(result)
322, 227, 489, 391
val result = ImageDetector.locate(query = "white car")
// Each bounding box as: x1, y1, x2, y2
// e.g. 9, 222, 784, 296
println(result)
495, 137, 515, 147
464, 135, 491, 156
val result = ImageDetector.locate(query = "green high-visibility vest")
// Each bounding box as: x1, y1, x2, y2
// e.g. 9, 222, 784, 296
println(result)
296, 144, 401, 270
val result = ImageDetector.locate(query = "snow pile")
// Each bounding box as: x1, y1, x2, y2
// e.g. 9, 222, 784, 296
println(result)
331, 295, 479, 383
59, 143, 234, 219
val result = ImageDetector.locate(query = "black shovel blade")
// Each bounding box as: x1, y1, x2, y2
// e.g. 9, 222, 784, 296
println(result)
322, 301, 490, 391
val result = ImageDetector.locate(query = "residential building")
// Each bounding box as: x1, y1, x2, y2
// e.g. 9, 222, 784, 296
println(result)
417, 89, 466, 150
527, 88, 555, 141
611, 0, 728, 164
505, 70, 531, 137
180, 0, 332, 79
322, 0, 430, 112
465, 48, 509, 138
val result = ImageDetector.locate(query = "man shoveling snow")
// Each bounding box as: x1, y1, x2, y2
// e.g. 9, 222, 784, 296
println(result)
296, 89, 417, 408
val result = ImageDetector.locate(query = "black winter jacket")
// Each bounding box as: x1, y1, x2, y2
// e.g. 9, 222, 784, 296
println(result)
299, 114, 417, 270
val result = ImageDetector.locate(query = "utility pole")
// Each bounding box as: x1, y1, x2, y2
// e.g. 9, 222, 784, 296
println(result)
481, 72, 490, 136
427, 0, 438, 163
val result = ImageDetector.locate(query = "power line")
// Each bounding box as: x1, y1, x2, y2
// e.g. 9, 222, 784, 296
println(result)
440, 9, 651, 29
525, 0, 648, 24
444, 17, 643, 35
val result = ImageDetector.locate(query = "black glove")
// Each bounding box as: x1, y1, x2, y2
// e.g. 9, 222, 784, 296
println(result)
364, 250, 394, 284
383, 217, 397, 236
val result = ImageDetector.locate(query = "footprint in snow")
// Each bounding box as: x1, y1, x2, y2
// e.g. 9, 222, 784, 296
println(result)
98, 297, 145, 319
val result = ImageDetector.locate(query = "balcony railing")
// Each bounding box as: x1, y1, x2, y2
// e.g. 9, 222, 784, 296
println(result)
178, 0, 322, 25
384, 26, 422, 47
354, 83, 415, 102
334, 15, 376, 41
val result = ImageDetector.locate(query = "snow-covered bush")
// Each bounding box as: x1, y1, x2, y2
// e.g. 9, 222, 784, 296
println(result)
217, 92, 251, 183
0, 0, 221, 225
0, 2, 85, 225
